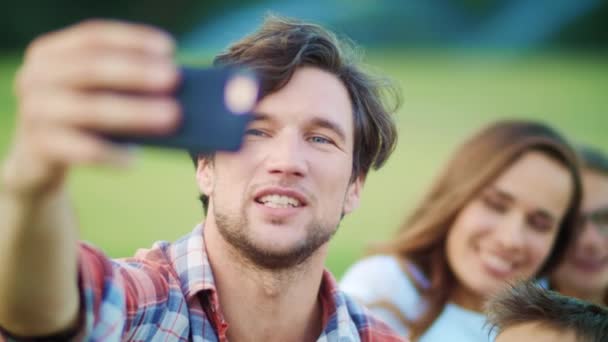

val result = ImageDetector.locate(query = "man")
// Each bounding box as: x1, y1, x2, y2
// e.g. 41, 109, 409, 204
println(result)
0, 16, 404, 341
485, 282, 608, 342
551, 145, 608, 306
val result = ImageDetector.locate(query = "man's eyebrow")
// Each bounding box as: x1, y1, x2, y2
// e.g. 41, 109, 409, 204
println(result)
308, 116, 347, 143
250, 112, 348, 143
251, 112, 272, 122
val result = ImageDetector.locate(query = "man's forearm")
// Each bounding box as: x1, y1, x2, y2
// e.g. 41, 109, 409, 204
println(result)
0, 18, 178, 338
0, 185, 80, 336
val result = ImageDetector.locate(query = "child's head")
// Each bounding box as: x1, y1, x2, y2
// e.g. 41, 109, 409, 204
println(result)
486, 282, 608, 342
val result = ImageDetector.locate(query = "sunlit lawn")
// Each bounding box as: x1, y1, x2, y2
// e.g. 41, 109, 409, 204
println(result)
1, 49, 606, 278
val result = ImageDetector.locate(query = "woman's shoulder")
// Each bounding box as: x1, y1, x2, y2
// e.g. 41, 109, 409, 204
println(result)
341, 255, 404, 280
340, 255, 431, 335
340, 255, 426, 309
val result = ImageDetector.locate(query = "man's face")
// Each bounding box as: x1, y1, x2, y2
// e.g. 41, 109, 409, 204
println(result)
197, 66, 362, 269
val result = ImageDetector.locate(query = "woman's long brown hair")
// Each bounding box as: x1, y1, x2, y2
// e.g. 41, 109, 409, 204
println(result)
371, 120, 583, 340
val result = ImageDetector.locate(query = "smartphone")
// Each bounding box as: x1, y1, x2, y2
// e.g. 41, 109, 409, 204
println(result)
108, 66, 259, 153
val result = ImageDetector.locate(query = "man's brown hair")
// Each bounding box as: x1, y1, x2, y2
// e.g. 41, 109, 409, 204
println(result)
486, 282, 608, 342
193, 14, 400, 213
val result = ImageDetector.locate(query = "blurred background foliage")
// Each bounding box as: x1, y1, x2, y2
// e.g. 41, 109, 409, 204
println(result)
1, 0, 607, 50
0, 0, 227, 49
0, 0, 606, 277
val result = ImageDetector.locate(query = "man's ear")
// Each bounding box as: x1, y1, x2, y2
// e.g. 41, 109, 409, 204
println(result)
196, 157, 214, 196
343, 175, 364, 215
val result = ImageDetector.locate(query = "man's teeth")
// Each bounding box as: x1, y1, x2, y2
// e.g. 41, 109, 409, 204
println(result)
482, 253, 513, 273
258, 195, 301, 208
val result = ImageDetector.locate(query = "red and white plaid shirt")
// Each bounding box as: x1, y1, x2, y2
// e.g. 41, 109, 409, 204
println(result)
2, 224, 406, 341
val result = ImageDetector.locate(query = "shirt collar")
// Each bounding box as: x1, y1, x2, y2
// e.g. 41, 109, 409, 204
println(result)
167, 223, 217, 300
168, 224, 361, 340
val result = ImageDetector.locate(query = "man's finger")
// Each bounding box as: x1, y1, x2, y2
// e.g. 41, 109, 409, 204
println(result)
18, 51, 179, 94
32, 90, 180, 135
33, 126, 135, 168
26, 19, 175, 62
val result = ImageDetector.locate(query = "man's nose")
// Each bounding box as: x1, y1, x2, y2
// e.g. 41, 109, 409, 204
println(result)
264, 131, 307, 178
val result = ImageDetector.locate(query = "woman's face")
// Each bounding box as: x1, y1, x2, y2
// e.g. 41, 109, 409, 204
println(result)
552, 169, 608, 297
446, 151, 573, 307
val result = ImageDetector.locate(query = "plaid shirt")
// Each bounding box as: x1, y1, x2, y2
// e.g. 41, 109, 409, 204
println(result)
1, 225, 406, 342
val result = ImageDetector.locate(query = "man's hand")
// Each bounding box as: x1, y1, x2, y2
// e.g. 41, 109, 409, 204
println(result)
0, 19, 180, 337
3, 19, 180, 198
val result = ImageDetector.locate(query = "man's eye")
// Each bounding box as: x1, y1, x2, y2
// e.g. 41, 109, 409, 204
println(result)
309, 136, 331, 144
245, 129, 267, 137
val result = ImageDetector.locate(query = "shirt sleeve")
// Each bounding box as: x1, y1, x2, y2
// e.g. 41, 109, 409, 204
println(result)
76, 242, 131, 341
78, 242, 178, 341
0, 243, 128, 342
2, 241, 180, 342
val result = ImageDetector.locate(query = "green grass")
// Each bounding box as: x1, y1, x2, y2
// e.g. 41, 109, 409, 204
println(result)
1, 50, 607, 278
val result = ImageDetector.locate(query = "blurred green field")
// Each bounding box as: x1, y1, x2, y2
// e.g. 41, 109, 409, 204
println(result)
1, 50, 607, 278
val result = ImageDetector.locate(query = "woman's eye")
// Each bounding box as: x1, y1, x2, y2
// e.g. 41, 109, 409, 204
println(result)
482, 194, 508, 213
527, 215, 552, 233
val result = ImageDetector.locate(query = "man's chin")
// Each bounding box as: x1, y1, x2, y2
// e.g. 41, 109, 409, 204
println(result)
239, 240, 321, 270
214, 209, 336, 270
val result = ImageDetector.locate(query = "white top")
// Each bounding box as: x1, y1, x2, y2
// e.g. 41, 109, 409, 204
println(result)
340, 255, 494, 341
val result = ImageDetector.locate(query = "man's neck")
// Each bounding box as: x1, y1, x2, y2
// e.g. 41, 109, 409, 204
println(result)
203, 221, 327, 342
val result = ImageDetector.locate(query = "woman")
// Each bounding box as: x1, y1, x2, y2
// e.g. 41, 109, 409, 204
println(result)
340, 120, 583, 341
551, 145, 608, 306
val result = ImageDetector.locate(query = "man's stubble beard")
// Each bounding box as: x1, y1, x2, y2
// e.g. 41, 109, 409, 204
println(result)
213, 200, 340, 271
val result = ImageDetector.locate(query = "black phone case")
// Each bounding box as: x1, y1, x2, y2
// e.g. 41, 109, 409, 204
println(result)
108, 67, 256, 153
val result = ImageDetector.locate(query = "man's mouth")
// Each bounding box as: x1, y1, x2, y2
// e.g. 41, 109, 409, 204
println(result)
253, 187, 309, 211
256, 194, 302, 208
